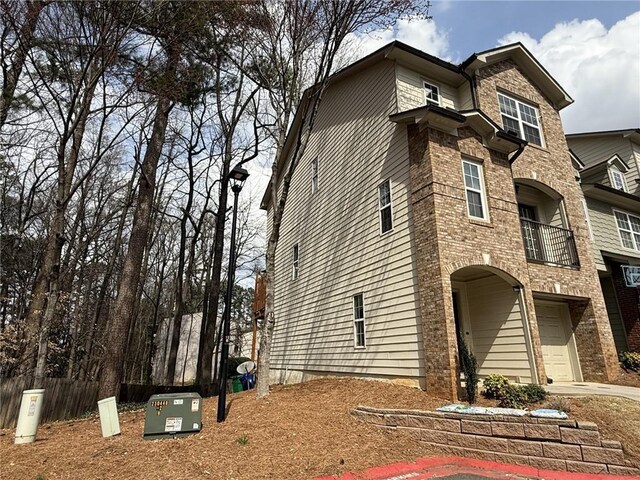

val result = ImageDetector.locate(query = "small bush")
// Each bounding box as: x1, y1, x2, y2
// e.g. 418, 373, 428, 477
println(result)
236, 434, 249, 445
483, 374, 510, 399
520, 384, 548, 403
497, 384, 527, 409
545, 396, 572, 414
458, 338, 479, 404
620, 351, 640, 372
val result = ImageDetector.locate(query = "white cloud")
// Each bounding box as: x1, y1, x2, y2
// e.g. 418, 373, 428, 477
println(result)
346, 17, 451, 62
498, 12, 640, 133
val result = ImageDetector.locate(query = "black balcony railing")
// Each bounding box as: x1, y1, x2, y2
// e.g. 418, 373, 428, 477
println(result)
520, 219, 580, 268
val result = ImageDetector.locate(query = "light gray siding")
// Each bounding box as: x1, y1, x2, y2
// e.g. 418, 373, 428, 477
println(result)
463, 276, 533, 383
269, 59, 424, 385
569, 136, 640, 195
396, 64, 458, 111
585, 197, 640, 262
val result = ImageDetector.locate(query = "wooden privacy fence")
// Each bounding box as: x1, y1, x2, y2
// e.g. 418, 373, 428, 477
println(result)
0, 377, 99, 429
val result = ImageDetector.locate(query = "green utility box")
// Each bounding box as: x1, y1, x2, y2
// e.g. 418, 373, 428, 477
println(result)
143, 392, 202, 440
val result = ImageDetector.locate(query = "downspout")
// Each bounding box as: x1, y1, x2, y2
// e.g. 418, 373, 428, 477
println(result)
460, 69, 478, 109
508, 141, 526, 165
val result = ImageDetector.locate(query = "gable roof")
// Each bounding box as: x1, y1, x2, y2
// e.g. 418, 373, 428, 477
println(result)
460, 43, 573, 110
565, 128, 640, 143
580, 153, 631, 177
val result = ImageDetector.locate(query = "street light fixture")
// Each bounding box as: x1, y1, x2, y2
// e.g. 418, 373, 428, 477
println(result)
217, 163, 249, 423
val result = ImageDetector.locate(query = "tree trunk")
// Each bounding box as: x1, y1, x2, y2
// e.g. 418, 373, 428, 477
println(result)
97, 95, 173, 400
0, 0, 45, 130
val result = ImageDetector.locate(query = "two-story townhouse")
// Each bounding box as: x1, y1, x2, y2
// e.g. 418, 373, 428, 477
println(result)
566, 129, 640, 354
261, 41, 619, 400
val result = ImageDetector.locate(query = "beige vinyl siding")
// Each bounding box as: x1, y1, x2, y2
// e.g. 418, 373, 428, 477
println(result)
457, 83, 474, 110
568, 136, 639, 195
599, 276, 628, 355
270, 59, 424, 381
586, 197, 640, 261
465, 276, 532, 383
396, 64, 458, 112
516, 184, 564, 228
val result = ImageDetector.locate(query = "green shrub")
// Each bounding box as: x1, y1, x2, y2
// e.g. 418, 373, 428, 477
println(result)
483, 374, 510, 399
497, 384, 527, 409
620, 351, 640, 372
458, 338, 479, 404
520, 384, 548, 403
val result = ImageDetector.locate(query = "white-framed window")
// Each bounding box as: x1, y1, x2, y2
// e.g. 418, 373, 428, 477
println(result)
352, 293, 366, 348
581, 198, 594, 241
609, 167, 627, 192
378, 179, 393, 234
497, 92, 544, 147
462, 159, 489, 220
311, 158, 319, 193
614, 210, 640, 251
292, 243, 299, 279
424, 81, 440, 106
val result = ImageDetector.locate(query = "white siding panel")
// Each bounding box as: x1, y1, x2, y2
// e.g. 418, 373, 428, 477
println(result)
270, 59, 424, 381
466, 276, 532, 383
396, 65, 458, 111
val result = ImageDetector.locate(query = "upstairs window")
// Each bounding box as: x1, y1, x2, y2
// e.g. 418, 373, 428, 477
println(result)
353, 293, 366, 348
378, 180, 393, 234
498, 93, 543, 147
610, 167, 627, 192
462, 159, 488, 220
614, 210, 640, 251
292, 244, 299, 279
424, 81, 440, 106
311, 158, 319, 193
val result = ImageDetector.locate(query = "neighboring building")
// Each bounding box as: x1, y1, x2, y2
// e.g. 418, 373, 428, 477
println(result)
261, 41, 620, 400
567, 129, 640, 354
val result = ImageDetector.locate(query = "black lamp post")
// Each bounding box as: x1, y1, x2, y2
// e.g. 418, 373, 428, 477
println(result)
217, 163, 249, 423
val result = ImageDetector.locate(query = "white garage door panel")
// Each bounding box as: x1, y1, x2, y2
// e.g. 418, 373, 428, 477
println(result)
535, 302, 577, 382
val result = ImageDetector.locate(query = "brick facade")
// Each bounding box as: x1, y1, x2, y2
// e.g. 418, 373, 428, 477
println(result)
610, 259, 640, 351
407, 59, 619, 398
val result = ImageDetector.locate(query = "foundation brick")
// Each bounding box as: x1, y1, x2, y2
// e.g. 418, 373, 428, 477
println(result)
566, 461, 607, 474
560, 427, 600, 446
384, 414, 407, 427
492, 422, 525, 438
528, 456, 567, 471
396, 426, 421, 440
412, 416, 436, 430
576, 421, 598, 431
421, 429, 449, 444
524, 424, 560, 440
607, 465, 640, 476
476, 436, 509, 453
447, 432, 476, 448
542, 442, 582, 461
432, 418, 461, 432
508, 439, 543, 457
581, 446, 625, 465
494, 453, 530, 466
461, 420, 492, 436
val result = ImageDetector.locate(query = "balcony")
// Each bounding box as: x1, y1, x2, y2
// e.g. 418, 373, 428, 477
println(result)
520, 219, 579, 267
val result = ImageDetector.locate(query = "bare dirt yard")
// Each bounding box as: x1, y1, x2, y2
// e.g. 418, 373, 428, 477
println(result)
1, 378, 639, 480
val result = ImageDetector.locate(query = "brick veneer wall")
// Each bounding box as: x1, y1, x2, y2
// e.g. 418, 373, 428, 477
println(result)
406, 57, 620, 398
353, 406, 640, 476
610, 260, 640, 351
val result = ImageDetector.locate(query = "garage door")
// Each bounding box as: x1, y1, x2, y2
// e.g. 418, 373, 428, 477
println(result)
535, 302, 577, 382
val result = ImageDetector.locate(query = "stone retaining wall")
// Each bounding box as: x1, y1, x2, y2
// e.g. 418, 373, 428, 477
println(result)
353, 406, 640, 476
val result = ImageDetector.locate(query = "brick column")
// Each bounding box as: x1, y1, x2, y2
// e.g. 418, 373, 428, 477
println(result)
407, 124, 459, 400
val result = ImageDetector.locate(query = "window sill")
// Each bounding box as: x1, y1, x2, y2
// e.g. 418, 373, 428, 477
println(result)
354, 346, 366, 350
525, 143, 549, 154
468, 218, 494, 228
380, 229, 395, 238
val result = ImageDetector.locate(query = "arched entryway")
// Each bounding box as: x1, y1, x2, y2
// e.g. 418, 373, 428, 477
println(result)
451, 266, 537, 384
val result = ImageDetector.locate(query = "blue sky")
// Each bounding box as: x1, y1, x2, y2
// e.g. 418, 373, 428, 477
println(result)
433, 1, 640, 61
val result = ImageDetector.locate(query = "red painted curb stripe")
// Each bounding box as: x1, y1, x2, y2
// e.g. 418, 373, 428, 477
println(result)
316, 455, 640, 480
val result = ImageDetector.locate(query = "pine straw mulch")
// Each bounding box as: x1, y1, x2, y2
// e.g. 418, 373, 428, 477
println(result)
610, 370, 640, 388
1, 378, 639, 480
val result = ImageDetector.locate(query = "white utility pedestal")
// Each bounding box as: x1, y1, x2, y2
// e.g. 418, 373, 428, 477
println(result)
97, 396, 120, 437
14, 389, 45, 444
